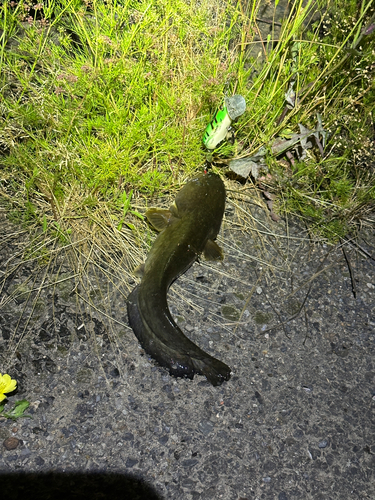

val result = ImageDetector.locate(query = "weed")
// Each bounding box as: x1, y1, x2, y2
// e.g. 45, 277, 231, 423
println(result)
1, 0, 374, 245
0, 0, 374, 370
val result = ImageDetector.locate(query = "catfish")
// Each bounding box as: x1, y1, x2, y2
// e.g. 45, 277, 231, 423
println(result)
127, 172, 231, 386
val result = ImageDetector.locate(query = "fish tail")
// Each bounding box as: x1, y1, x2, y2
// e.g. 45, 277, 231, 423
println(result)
191, 357, 231, 387
127, 286, 231, 386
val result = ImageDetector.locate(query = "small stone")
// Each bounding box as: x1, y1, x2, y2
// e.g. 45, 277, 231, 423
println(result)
125, 457, 138, 468
182, 459, 199, 468
3, 437, 20, 450
198, 420, 214, 436
35, 456, 45, 466
319, 439, 329, 448
158, 434, 169, 445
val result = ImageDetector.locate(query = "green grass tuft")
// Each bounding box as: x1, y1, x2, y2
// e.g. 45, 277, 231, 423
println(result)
0, 0, 374, 245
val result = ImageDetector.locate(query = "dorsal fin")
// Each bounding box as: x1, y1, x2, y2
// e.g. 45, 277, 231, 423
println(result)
145, 208, 177, 231
133, 263, 145, 277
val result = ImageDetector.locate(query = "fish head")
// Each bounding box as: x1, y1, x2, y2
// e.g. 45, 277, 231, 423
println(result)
174, 173, 225, 233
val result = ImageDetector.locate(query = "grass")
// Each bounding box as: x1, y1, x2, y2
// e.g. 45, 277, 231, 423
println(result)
1, 0, 374, 243
0, 0, 374, 366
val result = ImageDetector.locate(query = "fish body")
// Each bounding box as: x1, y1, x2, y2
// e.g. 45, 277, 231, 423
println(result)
127, 172, 231, 386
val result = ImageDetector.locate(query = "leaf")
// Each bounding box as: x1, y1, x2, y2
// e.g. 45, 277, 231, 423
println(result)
297, 123, 314, 159
290, 41, 301, 62
130, 210, 144, 220
263, 191, 275, 201
2, 400, 32, 421
42, 214, 47, 232
271, 135, 302, 155
279, 128, 294, 139
230, 158, 259, 178
231, 116, 329, 180
270, 211, 280, 222
285, 82, 296, 108
229, 154, 267, 179
270, 115, 328, 159
122, 189, 133, 217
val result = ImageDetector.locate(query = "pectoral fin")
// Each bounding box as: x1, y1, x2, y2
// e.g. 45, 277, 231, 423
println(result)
203, 239, 223, 261
145, 208, 175, 231
134, 263, 145, 277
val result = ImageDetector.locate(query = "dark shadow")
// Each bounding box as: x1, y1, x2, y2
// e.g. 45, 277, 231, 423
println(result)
0, 471, 163, 500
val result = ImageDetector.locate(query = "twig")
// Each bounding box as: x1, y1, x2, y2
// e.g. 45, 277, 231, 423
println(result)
303, 306, 311, 345
233, 267, 267, 336
340, 239, 356, 298
342, 236, 375, 262
258, 248, 334, 336
257, 275, 314, 337
255, 18, 282, 27
259, 283, 291, 339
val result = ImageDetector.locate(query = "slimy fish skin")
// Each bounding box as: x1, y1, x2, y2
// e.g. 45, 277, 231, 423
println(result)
127, 172, 231, 386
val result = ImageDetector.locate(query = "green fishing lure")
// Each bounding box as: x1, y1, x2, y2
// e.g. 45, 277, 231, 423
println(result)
203, 95, 246, 150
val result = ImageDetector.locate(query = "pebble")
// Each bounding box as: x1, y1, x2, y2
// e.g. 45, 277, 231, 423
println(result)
198, 420, 214, 436
3, 437, 20, 450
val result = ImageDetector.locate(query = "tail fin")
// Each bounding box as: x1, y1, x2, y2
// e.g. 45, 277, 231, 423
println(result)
191, 356, 231, 386
128, 285, 231, 386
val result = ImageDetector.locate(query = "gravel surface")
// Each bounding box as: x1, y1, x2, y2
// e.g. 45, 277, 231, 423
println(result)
0, 193, 375, 500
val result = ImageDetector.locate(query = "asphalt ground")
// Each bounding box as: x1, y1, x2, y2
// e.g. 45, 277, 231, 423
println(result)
0, 188, 374, 500
1, 0, 374, 498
